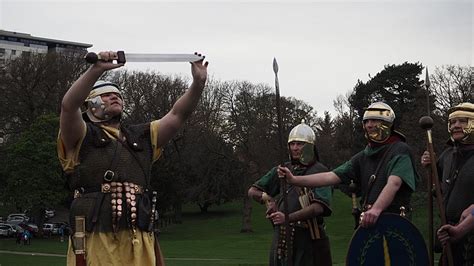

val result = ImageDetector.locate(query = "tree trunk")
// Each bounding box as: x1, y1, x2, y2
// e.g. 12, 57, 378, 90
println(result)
174, 202, 182, 224
240, 194, 253, 233
199, 203, 209, 213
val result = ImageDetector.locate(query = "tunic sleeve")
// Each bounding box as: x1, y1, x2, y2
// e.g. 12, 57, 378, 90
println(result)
150, 120, 162, 163
252, 167, 280, 197
386, 154, 417, 191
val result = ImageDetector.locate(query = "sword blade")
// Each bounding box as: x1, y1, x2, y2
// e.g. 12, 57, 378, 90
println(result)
124, 53, 204, 63
84, 51, 204, 64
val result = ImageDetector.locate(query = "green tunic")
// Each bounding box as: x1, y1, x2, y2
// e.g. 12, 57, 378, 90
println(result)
333, 141, 417, 213
253, 162, 332, 266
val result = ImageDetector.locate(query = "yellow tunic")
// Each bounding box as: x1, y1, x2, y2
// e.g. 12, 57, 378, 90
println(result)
57, 120, 163, 266
66, 231, 155, 266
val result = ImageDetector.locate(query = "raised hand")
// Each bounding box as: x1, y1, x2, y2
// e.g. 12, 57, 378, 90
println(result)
190, 52, 209, 84
92, 51, 124, 71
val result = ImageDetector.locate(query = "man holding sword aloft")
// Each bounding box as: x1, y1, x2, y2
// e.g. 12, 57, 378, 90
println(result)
58, 50, 208, 265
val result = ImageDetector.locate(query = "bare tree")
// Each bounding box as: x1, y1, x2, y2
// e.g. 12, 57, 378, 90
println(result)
430, 65, 472, 114
0, 52, 87, 139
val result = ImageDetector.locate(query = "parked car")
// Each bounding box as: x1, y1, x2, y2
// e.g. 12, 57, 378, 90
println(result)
44, 209, 55, 219
0, 226, 9, 237
0, 224, 13, 237
0, 223, 23, 236
42, 223, 60, 235
6, 216, 26, 224
54, 222, 70, 236
7, 213, 29, 224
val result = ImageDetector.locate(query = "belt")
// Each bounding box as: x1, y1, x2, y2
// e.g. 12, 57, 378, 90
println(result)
74, 182, 144, 199
295, 221, 309, 229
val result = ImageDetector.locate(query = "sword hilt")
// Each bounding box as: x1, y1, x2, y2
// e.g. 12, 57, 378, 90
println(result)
84, 51, 126, 64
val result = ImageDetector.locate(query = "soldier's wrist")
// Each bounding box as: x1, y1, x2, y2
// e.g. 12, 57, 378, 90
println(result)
261, 192, 270, 204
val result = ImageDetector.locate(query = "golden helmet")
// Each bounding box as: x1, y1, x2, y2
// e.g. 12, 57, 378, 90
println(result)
362, 102, 396, 143
448, 102, 474, 144
363, 102, 396, 123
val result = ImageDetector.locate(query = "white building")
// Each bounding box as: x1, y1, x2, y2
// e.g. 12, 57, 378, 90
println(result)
0, 30, 92, 64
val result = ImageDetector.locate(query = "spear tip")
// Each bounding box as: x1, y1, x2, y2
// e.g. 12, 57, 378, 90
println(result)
425, 66, 431, 89
273, 57, 279, 74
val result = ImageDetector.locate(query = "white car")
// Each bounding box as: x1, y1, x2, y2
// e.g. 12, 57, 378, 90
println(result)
6, 216, 26, 224
45, 209, 55, 218
0, 223, 23, 237
42, 223, 58, 235
7, 214, 29, 224
0, 227, 9, 237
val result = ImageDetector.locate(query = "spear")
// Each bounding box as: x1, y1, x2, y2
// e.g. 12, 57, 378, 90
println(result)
273, 58, 292, 266
419, 67, 453, 266
419, 116, 454, 266
423, 67, 434, 266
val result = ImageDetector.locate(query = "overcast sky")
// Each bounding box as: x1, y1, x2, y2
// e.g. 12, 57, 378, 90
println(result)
0, 0, 472, 115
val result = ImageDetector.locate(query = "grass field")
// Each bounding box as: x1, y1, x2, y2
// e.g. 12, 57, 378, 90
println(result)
0, 190, 438, 265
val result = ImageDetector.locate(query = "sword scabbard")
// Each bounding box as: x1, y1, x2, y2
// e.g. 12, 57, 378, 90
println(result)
74, 216, 87, 266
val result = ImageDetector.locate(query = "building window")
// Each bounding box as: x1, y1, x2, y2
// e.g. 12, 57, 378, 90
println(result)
11, 50, 16, 55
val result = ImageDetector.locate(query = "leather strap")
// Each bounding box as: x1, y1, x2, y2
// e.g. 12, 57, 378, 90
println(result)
362, 143, 394, 209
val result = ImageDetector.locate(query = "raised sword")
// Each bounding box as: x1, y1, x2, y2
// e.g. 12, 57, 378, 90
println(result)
85, 51, 204, 64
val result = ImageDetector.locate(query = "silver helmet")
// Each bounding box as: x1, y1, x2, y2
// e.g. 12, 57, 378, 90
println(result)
84, 81, 123, 123
288, 120, 317, 165
288, 119, 315, 145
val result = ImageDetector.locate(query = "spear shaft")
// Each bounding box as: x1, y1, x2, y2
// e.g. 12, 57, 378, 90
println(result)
420, 68, 454, 266
424, 67, 434, 266
420, 117, 454, 266
273, 58, 292, 266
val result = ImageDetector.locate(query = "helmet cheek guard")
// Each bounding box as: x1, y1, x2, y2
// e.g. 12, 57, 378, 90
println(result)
299, 143, 316, 166
365, 121, 392, 143
84, 81, 123, 123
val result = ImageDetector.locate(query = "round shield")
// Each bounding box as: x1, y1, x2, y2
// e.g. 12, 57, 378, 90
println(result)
346, 213, 429, 266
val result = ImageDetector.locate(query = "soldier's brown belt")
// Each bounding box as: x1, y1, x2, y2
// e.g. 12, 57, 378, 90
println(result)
74, 182, 144, 198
